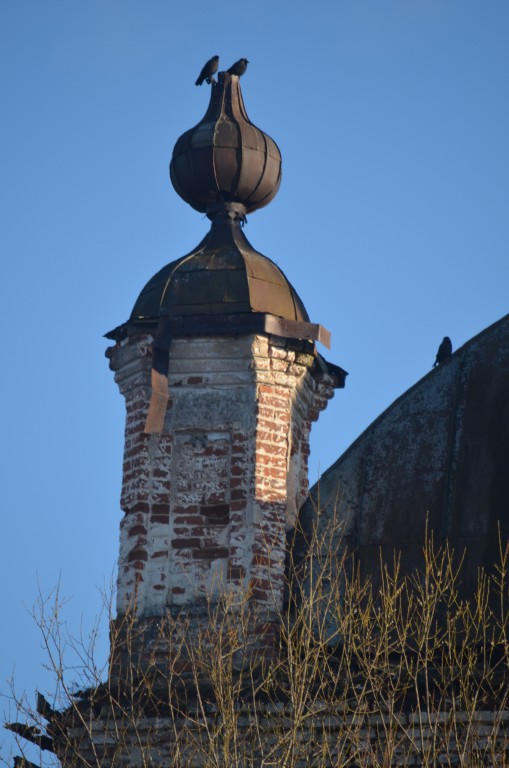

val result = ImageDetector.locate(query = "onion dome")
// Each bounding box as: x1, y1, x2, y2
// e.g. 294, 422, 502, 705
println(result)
170, 72, 281, 215
105, 70, 331, 352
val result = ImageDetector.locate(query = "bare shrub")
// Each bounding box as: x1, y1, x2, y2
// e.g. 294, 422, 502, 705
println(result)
4, 514, 509, 767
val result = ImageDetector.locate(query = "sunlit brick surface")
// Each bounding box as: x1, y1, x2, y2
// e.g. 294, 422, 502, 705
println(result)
108, 333, 335, 622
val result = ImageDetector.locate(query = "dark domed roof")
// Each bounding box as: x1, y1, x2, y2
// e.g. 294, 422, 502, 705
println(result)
105, 66, 333, 351
301, 313, 509, 599
170, 72, 281, 215
130, 210, 308, 323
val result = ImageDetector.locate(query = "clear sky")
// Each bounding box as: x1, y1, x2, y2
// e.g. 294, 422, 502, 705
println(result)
1, 2, 508, 762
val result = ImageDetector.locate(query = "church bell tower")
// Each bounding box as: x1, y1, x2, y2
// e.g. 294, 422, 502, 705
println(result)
105, 70, 345, 671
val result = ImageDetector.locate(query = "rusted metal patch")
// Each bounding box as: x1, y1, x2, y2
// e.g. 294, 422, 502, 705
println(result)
144, 369, 169, 433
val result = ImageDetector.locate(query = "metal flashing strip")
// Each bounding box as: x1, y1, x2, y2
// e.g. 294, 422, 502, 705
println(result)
153, 312, 331, 349
144, 369, 169, 434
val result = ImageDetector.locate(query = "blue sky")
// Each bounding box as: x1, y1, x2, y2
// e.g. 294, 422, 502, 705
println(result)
1, 2, 508, 762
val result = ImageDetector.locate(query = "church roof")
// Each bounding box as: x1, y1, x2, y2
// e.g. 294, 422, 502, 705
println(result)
129, 212, 309, 325
170, 72, 282, 215
300, 313, 509, 596
106, 69, 333, 352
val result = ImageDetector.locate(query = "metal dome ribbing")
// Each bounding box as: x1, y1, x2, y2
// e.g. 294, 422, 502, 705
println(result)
105, 65, 334, 350
170, 71, 282, 215
130, 209, 309, 323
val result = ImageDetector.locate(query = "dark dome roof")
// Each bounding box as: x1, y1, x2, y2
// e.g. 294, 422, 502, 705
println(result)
170, 72, 282, 215
130, 70, 303, 325
104, 67, 328, 345
301, 313, 509, 600
130, 211, 309, 323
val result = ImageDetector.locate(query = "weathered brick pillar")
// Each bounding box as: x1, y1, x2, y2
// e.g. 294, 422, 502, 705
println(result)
98, 67, 348, 684
107, 330, 336, 669
42, 68, 350, 768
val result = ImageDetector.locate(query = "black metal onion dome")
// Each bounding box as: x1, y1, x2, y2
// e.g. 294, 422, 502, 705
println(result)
105, 69, 330, 347
170, 71, 282, 215
125, 71, 309, 329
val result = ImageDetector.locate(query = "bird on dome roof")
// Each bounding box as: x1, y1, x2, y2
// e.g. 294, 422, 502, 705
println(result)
227, 58, 249, 77
195, 55, 219, 86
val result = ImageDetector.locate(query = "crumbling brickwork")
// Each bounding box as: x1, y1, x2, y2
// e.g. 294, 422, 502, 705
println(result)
56, 700, 509, 767
107, 333, 334, 630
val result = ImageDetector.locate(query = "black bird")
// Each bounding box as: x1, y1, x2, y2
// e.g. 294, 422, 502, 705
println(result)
227, 58, 249, 77
433, 336, 452, 368
195, 55, 219, 86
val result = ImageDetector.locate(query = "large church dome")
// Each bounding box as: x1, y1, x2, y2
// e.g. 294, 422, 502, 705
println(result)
300, 313, 509, 598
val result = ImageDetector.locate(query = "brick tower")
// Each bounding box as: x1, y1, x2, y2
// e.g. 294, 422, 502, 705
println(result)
50, 70, 344, 766
104, 72, 344, 658
4, 66, 346, 768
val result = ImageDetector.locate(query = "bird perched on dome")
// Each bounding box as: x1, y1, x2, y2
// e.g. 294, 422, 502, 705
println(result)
227, 58, 249, 77
195, 55, 219, 86
433, 336, 452, 368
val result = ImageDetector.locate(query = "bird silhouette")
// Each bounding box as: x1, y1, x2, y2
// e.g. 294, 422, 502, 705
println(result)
433, 336, 452, 368
195, 55, 219, 86
227, 58, 249, 77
